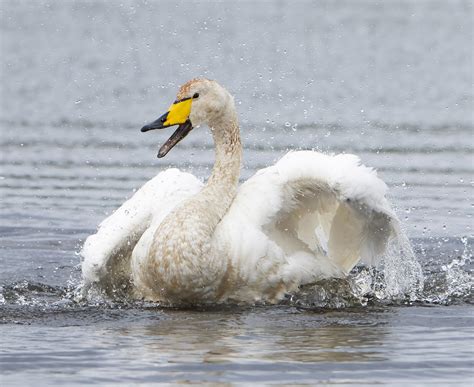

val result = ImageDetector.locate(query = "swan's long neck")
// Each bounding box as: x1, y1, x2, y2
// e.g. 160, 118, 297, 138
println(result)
202, 108, 242, 222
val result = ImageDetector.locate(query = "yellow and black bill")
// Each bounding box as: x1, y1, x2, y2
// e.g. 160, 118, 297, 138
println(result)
140, 96, 195, 158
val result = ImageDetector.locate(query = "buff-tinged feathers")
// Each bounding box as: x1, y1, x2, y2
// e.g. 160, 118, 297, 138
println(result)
81, 79, 400, 305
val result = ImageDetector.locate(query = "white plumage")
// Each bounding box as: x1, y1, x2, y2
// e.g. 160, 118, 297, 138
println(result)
81, 79, 398, 304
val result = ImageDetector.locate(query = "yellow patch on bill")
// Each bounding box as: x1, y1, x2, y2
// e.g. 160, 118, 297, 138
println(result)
165, 98, 193, 126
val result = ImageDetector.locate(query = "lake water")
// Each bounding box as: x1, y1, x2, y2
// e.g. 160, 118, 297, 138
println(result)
1, 0, 473, 385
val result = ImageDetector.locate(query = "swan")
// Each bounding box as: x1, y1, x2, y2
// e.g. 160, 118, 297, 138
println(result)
81, 78, 397, 304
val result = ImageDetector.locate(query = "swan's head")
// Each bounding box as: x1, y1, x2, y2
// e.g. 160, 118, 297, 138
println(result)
141, 78, 233, 158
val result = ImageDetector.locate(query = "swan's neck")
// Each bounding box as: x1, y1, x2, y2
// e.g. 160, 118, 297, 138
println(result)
202, 109, 242, 220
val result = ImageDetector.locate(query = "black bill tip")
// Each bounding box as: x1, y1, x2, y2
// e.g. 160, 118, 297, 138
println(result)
140, 112, 169, 132
141, 125, 153, 132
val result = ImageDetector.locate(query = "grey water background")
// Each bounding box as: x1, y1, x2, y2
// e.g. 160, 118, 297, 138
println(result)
0, 0, 473, 385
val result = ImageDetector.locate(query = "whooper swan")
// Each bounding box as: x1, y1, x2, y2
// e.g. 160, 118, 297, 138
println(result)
82, 78, 397, 304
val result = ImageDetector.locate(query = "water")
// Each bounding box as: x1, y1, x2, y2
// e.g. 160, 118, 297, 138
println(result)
1, 0, 473, 384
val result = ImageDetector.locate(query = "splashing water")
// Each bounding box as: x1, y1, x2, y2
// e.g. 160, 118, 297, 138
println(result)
287, 228, 471, 309
432, 237, 473, 304
1, 231, 471, 311
377, 225, 424, 300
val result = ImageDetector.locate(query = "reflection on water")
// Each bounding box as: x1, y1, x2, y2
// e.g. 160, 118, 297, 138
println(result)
131, 309, 389, 364
4, 306, 472, 385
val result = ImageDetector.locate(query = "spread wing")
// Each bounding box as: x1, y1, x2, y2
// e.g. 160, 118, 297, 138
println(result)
81, 168, 203, 293
224, 151, 396, 285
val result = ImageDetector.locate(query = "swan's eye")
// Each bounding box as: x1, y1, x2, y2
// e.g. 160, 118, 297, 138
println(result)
193, 93, 199, 99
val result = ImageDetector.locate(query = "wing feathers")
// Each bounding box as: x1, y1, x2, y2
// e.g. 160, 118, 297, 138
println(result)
231, 151, 396, 276
81, 169, 203, 290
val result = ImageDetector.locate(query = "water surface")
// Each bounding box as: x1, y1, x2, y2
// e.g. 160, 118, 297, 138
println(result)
1, 1, 473, 385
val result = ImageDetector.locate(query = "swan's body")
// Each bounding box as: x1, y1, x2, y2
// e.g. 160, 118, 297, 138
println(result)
82, 79, 397, 304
